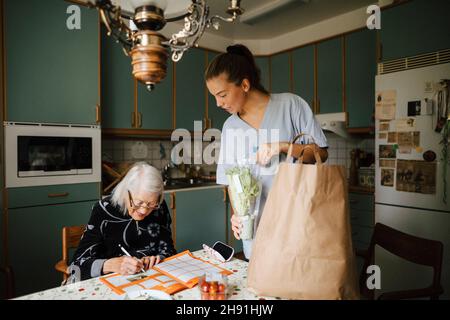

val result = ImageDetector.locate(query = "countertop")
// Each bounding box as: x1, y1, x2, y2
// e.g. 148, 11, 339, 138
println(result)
163, 183, 223, 193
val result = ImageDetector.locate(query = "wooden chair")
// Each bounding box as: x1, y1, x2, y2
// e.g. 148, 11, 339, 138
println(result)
357, 223, 444, 300
0, 266, 15, 299
54, 225, 86, 282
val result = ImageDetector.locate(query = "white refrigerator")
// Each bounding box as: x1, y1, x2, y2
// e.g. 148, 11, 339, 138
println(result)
375, 63, 450, 299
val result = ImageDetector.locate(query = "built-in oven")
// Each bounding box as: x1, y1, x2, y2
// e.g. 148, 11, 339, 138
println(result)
4, 122, 101, 188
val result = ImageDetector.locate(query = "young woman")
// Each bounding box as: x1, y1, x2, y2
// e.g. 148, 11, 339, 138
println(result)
205, 44, 328, 260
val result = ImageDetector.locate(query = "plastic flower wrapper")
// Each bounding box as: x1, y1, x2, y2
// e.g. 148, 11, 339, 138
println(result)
226, 163, 262, 240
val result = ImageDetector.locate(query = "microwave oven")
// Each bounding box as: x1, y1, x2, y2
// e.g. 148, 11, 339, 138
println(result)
4, 122, 101, 188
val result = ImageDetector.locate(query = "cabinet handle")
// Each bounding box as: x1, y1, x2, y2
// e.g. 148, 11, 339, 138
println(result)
223, 187, 227, 203
138, 112, 142, 128
48, 192, 69, 198
95, 104, 101, 124
169, 193, 175, 209
131, 112, 136, 127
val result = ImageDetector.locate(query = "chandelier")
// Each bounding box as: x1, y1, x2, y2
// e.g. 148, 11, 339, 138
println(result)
88, 0, 244, 91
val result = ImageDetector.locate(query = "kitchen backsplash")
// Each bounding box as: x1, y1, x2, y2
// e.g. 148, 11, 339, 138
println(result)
102, 139, 218, 176
102, 133, 374, 180
324, 132, 375, 178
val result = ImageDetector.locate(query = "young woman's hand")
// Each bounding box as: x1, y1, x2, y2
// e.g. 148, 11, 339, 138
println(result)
256, 142, 289, 165
103, 256, 144, 275
230, 214, 242, 240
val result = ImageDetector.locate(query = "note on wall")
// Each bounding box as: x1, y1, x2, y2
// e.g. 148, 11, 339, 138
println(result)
395, 118, 416, 132
375, 90, 397, 120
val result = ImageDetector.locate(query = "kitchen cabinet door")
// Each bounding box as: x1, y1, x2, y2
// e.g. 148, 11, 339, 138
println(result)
270, 52, 291, 94
207, 51, 230, 130
101, 27, 134, 129
5, 0, 99, 125
175, 48, 206, 131
349, 193, 374, 251
345, 29, 376, 128
255, 56, 270, 93
317, 37, 343, 114
174, 188, 226, 252
380, 0, 450, 61
292, 45, 315, 112
137, 59, 173, 130
8, 200, 96, 296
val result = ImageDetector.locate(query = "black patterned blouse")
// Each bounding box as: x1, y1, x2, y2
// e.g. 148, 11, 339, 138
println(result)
69, 195, 176, 281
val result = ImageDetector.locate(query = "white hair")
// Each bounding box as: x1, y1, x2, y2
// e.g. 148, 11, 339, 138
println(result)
111, 162, 164, 215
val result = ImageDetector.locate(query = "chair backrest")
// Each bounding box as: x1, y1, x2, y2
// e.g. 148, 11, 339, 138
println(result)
360, 223, 444, 300
62, 225, 86, 262
55, 225, 86, 282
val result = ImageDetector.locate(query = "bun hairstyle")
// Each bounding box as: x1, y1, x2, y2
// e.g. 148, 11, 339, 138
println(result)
205, 44, 269, 94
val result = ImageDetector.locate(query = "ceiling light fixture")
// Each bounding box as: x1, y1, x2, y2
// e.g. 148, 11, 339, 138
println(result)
88, 0, 244, 91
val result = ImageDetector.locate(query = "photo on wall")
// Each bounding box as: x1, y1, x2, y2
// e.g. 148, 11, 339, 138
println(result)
381, 169, 394, 187
396, 160, 436, 194
379, 145, 396, 159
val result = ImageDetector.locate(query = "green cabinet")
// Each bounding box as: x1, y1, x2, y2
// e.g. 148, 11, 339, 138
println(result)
207, 51, 229, 130
6, 183, 99, 296
137, 60, 173, 130
317, 37, 343, 114
4, 0, 99, 125
270, 52, 291, 93
175, 48, 206, 131
255, 56, 270, 93
349, 193, 374, 251
101, 27, 134, 129
380, 0, 450, 61
8, 200, 96, 296
292, 45, 315, 111
345, 29, 377, 128
174, 188, 226, 252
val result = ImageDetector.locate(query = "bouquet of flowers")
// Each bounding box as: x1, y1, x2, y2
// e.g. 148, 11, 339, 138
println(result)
226, 165, 261, 240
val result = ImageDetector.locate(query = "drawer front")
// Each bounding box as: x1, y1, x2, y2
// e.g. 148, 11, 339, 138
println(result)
351, 225, 373, 247
7, 182, 100, 208
348, 193, 374, 212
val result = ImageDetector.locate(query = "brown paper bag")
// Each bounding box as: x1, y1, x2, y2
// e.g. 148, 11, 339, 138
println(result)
247, 134, 359, 300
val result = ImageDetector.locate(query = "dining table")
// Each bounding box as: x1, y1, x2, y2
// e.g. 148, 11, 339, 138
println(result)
14, 249, 281, 300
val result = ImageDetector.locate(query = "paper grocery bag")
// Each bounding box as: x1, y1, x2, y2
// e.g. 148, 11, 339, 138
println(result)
247, 135, 359, 300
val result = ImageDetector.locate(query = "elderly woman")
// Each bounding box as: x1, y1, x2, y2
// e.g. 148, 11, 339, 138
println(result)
68, 162, 176, 281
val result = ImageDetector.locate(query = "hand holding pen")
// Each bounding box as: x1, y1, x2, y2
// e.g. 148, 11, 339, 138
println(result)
118, 244, 146, 274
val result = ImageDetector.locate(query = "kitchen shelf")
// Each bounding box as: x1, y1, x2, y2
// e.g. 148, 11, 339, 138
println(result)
348, 185, 375, 194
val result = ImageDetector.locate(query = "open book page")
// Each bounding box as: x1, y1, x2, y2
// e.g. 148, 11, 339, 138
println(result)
153, 250, 233, 288
100, 250, 232, 295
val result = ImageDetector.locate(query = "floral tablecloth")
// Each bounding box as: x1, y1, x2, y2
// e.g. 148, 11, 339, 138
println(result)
15, 250, 280, 300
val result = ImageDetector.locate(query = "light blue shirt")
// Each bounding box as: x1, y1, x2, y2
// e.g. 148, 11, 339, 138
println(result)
216, 93, 328, 259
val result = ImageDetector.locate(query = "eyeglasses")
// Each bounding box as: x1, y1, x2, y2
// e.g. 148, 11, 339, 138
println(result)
128, 190, 161, 210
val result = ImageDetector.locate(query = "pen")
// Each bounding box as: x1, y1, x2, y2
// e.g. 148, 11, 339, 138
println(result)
118, 244, 146, 273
